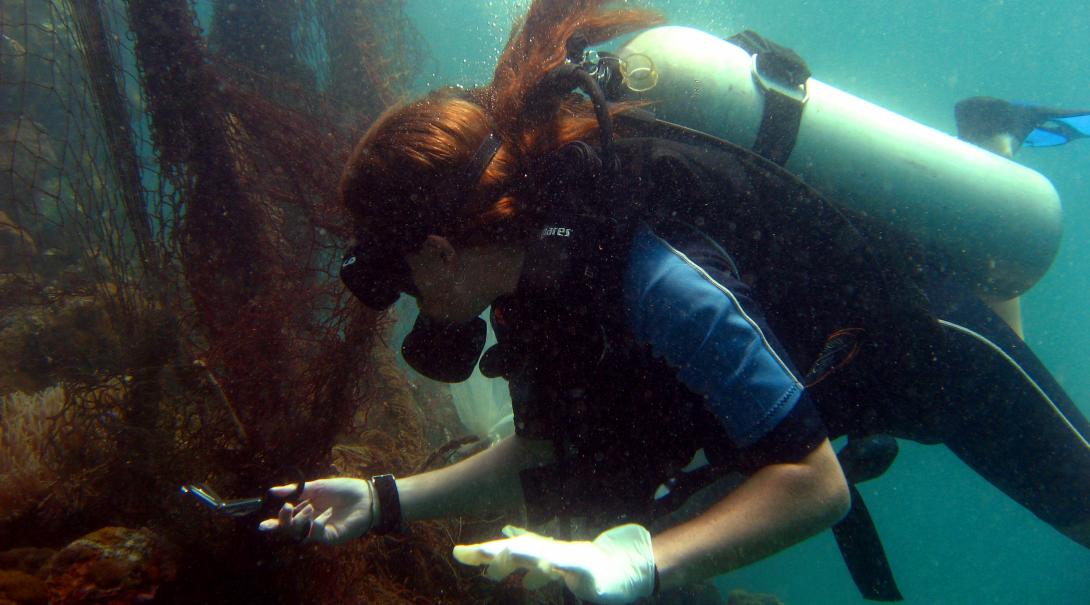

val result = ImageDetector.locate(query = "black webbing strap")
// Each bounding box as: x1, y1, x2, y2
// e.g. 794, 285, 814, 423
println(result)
831, 434, 903, 601
805, 336, 904, 602
726, 30, 811, 165
833, 484, 904, 601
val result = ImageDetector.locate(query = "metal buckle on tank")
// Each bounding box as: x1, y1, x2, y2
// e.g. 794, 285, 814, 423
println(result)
750, 53, 810, 105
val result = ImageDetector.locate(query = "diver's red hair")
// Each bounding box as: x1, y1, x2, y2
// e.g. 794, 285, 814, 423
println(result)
340, 0, 664, 245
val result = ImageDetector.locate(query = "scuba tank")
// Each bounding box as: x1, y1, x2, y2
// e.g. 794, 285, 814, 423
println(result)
611, 26, 1062, 299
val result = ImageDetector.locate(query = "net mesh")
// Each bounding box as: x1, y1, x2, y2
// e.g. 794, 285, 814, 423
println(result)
0, 1, 514, 602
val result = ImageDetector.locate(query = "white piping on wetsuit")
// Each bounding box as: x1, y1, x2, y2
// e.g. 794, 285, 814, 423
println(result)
653, 232, 804, 391
939, 318, 1090, 453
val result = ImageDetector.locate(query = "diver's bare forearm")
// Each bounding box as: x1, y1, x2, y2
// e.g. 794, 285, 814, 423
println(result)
398, 434, 555, 522
653, 439, 850, 589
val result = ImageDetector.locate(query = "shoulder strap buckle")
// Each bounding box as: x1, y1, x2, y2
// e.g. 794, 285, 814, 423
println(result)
751, 51, 810, 105
727, 30, 812, 165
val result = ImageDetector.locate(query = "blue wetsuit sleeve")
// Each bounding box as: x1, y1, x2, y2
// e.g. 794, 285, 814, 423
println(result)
623, 223, 807, 447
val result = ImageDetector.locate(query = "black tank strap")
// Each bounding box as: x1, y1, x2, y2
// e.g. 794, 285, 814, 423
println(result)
833, 484, 905, 601
808, 330, 904, 602
726, 30, 811, 166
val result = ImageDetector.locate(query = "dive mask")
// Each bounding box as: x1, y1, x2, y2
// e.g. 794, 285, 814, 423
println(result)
340, 130, 503, 312
341, 241, 486, 383
340, 237, 487, 383
340, 229, 417, 311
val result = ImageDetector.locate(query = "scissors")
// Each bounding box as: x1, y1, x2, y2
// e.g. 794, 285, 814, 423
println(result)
180, 467, 306, 518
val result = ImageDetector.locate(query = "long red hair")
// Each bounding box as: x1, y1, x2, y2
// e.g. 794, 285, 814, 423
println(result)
340, 0, 664, 246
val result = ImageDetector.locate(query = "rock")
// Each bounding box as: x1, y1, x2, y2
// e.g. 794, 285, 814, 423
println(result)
726, 589, 785, 605
44, 527, 175, 605
0, 569, 47, 605
0, 548, 55, 576
657, 580, 723, 604
0, 294, 124, 393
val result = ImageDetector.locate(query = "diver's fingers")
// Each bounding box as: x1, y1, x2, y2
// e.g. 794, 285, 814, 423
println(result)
313, 506, 334, 527
268, 483, 307, 498
291, 503, 315, 543
278, 501, 296, 530
292, 500, 314, 523
256, 501, 295, 533
310, 507, 335, 543
453, 544, 498, 566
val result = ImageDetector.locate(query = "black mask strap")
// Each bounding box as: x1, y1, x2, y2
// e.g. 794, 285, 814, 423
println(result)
427, 129, 503, 239
343, 127, 503, 312
466, 132, 501, 187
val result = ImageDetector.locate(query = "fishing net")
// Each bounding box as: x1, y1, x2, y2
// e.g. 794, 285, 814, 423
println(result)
0, 1, 504, 603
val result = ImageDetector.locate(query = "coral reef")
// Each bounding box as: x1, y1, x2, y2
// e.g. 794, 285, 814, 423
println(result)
0, 388, 65, 528
44, 527, 175, 605
0, 0, 507, 603
0, 296, 125, 395
0, 528, 175, 605
0, 382, 125, 544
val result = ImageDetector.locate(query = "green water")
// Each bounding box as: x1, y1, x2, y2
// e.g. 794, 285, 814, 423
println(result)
404, 1, 1090, 603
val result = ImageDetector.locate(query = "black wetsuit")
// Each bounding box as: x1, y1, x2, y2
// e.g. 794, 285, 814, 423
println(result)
494, 221, 828, 527
820, 274, 1090, 527
491, 135, 1090, 531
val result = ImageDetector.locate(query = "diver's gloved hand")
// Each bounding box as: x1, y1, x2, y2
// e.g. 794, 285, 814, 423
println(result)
453, 524, 656, 604
258, 477, 374, 545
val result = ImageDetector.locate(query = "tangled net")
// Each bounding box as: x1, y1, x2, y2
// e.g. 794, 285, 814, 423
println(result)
0, 1, 514, 603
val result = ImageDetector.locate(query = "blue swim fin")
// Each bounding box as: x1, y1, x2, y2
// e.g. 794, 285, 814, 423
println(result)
955, 97, 1090, 155
1015, 104, 1090, 147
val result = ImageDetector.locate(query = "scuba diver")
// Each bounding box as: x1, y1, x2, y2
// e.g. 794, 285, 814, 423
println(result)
252, 1, 1090, 602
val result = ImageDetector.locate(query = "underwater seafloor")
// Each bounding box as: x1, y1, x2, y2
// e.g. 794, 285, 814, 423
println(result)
1, 0, 1088, 604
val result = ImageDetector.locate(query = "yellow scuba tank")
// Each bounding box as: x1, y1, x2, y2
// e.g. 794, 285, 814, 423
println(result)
614, 26, 1062, 299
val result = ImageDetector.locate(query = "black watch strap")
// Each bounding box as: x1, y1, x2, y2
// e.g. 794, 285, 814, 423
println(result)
370, 474, 402, 534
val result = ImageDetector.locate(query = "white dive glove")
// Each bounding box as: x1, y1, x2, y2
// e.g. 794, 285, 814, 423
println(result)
257, 477, 376, 545
453, 523, 657, 604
